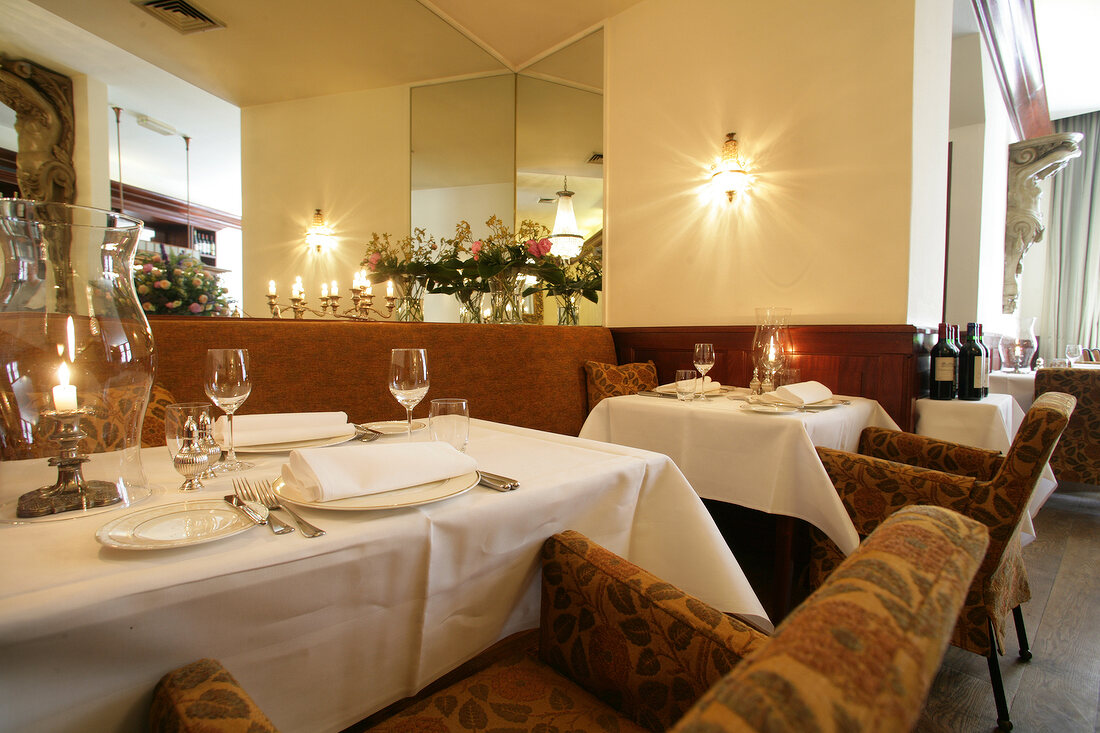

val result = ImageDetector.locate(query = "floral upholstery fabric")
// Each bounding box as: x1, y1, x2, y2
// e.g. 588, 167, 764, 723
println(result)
538, 530, 768, 732
1035, 368, 1100, 485
858, 426, 1005, 480
671, 506, 987, 733
810, 391, 1075, 656
150, 658, 277, 733
141, 382, 177, 448
584, 361, 658, 411
152, 510, 985, 733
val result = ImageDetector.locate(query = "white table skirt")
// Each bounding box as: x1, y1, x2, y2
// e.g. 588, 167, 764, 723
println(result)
988, 370, 1036, 411
579, 395, 899, 555
914, 394, 1056, 543
0, 420, 766, 733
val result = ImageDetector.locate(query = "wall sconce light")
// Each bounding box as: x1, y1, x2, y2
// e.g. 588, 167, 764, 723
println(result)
550, 177, 585, 260
305, 209, 335, 253
711, 132, 752, 201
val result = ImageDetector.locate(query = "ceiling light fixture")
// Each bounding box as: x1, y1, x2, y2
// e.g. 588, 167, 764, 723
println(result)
136, 114, 177, 136
711, 132, 752, 201
550, 177, 584, 260
305, 209, 335, 254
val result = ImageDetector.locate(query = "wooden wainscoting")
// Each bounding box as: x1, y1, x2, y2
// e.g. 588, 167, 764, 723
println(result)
610, 325, 927, 431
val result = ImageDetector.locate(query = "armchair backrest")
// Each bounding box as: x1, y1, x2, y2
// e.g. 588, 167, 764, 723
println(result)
1034, 369, 1099, 485
670, 506, 988, 733
988, 391, 1075, 552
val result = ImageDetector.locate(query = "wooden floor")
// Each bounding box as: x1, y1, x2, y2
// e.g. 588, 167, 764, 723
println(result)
916, 485, 1100, 732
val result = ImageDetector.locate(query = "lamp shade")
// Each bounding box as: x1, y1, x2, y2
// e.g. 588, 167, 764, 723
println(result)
550, 180, 583, 259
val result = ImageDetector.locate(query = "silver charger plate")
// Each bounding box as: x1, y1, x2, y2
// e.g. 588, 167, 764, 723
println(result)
95, 499, 267, 550
273, 471, 480, 511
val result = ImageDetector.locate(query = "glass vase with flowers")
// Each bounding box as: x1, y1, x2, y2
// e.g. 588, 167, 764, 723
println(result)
362, 228, 438, 322
467, 216, 548, 324
133, 249, 232, 316
526, 246, 602, 326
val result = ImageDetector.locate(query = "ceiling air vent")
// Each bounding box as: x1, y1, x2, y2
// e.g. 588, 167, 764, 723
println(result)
132, 0, 226, 34
586, 153, 604, 165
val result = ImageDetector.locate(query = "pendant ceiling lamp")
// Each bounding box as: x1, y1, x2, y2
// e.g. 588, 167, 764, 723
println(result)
550, 177, 584, 260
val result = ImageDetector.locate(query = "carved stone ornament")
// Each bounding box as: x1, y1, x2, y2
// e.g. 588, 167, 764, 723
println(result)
1003, 132, 1082, 314
0, 57, 76, 203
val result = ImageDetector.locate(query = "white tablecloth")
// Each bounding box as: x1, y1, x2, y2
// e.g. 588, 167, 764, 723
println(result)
0, 420, 765, 733
914, 394, 1056, 543
579, 395, 899, 555
989, 370, 1036, 411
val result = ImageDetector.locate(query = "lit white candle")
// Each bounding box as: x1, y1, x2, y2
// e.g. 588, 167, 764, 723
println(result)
268, 280, 277, 296
386, 280, 394, 297
321, 283, 329, 298
53, 362, 77, 411
331, 280, 338, 295
366, 280, 373, 295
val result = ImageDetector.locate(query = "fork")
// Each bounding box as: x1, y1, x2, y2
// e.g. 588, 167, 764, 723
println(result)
235, 479, 294, 535
256, 478, 325, 538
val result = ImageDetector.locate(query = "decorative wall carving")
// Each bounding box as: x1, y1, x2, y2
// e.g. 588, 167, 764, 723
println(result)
0, 57, 76, 203
1003, 133, 1082, 314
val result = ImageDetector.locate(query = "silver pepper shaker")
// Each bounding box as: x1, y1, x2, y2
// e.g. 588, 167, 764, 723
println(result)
173, 416, 210, 492
198, 410, 222, 478
749, 368, 762, 395
761, 373, 775, 393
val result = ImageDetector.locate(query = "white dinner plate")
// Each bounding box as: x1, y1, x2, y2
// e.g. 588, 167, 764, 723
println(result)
273, 470, 479, 511
744, 403, 799, 414
233, 427, 357, 453
95, 499, 267, 550
799, 398, 847, 409
360, 420, 427, 435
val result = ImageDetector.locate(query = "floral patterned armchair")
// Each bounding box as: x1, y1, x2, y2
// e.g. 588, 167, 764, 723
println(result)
151, 505, 987, 733
810, 391, 1075, 731
1035, 368, 1100, 485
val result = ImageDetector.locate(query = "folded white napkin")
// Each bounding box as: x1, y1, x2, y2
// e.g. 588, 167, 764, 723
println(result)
757, 380, 833, 407
655, 376, 723, 394
280, 442, 478, 503
214, 411, 352, 448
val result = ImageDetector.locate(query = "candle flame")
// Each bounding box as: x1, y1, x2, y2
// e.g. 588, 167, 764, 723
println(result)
57, 361, 70, 387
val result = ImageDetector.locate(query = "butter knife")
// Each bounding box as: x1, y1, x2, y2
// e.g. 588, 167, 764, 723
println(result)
224, 495, 266, 525
478, 471, 519, 491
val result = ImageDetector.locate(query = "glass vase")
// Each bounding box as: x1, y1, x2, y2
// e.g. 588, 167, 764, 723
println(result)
998, 317, 1037, 372
455, 291, 484, 323
752, 306, 792, 385
488, 272, 522, 324
393, 275, 426, 322
0, 200, 154, 522
557, 292, 581, 326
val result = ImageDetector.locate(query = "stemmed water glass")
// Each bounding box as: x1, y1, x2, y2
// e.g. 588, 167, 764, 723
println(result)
1066, 344, 1083, 367
693, 343, 715, 400
204, 348, 253, 472
390, 348, 429, 439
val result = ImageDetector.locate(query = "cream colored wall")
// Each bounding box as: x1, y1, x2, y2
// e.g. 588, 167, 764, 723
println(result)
604, 0, 951, 326
241, 85, 410, 316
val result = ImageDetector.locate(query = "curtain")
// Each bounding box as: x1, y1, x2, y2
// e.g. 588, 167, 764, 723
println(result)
1042, 111, 1100, 359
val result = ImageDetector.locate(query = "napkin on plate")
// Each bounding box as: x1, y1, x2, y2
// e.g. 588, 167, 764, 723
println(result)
655, 376, 723, 394
214, 411, 352, 448
757, 380, 833, 407
280, 442, 479, 503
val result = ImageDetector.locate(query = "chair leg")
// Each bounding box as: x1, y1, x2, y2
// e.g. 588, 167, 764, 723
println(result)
1013, 606, 1033, 661
987, 620, 1013, 731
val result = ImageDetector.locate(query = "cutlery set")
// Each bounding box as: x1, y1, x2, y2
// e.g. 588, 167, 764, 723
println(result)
230, 478, 326, 537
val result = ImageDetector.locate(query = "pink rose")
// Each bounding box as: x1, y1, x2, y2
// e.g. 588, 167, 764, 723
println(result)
142, 263, 153, 273
471, 240, 482, 261
367, 252, 382, 271
188, 302, 203, 313
526, 238, 552, 258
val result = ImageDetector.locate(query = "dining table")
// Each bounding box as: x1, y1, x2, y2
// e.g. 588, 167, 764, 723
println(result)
989, 369, 1037, 411
0, 419, 766, 733
913, 393, 1056, 543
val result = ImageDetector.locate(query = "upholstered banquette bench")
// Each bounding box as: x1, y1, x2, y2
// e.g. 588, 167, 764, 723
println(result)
148, 318, 621, 437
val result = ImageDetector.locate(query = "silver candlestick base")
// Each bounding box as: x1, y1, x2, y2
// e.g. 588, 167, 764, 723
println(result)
17, 407, 123, 518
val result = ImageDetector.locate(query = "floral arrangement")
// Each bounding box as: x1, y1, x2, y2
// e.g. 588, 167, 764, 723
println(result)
362, 227, 439, 284
133, 250, 232, 316
528, 248, 602, 304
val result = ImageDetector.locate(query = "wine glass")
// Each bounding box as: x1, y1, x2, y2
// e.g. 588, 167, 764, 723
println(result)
390, 348, 429, 439
204, 348, 253, 472
693, 343, 715, 400
1066, 344, 1083, 367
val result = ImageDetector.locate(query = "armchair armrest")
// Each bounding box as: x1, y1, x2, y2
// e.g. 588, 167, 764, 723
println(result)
858, 426, 1004, 480
670, 506, 989, 733
150, 658, 279, 733
816, 446, 979, 536
540, 531, 768, 732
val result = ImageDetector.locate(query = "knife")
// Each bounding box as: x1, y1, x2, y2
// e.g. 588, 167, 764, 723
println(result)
636, 390, 678, 399
224, 495, 266, 524
478, 471, 519, 491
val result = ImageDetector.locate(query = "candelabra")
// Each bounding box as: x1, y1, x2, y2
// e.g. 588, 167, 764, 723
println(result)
267, 282, 396, 321
17, 407, 124, 518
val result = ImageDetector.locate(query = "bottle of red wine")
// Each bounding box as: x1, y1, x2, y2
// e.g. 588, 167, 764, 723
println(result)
930, 323, 958, 399
958, 323, 983, 400
976, 323, 989, 396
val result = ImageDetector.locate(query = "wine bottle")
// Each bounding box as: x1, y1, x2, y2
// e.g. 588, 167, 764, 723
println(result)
976, 323, 989, 396
958, 323, 983, 400
930, 323, 957, 400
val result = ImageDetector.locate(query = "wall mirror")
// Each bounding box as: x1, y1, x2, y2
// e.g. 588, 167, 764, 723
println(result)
411, 30, 604, 323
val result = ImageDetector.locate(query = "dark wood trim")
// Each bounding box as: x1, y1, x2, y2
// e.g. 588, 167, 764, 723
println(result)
610, 325, 925, 431
971, 0, 1052, 138
0, 147, 17, 194
111, 181, 241, 231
